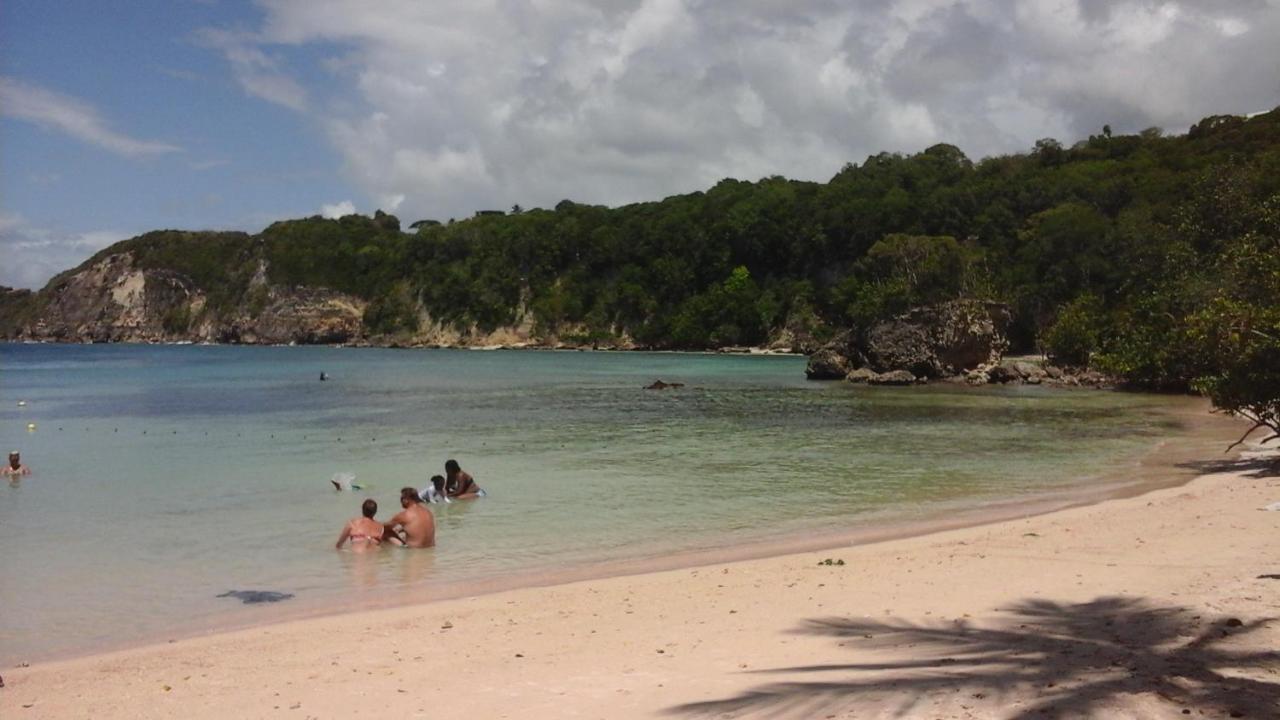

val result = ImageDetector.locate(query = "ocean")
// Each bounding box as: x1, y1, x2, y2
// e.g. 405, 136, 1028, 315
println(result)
0, 343, 1228, 662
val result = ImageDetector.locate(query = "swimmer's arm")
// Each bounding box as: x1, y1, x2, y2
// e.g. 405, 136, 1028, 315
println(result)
335, 523, 352, 549
383, 510, 408, 533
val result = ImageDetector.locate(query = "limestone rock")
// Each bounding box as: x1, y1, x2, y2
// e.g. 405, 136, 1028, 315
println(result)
806, 300, 1010, 383
987, 360, 1024, 383
805, 347, 851, 380
845, 367, 877, 383
867, 369, 918, 386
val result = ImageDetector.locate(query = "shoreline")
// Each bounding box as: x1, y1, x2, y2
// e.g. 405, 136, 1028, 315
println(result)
0, 404, 1251, 660
3, 441, 1275, 717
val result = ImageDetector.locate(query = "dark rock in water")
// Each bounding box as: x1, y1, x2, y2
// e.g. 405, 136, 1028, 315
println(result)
986, 361, 1023, 383
804, 347, 850, 380
1012, 360, 1046, 379
217, 590, 295, 604
867, 369, 918, 386
645, 379, 685, 390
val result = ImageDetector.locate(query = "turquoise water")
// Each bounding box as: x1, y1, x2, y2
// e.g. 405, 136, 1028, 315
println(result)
0, 344, 1213, 662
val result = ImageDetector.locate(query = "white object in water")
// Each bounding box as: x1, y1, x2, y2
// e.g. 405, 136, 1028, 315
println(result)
26, 423, 36, 431
1262, 501, 1280, 512
331, 472, 359, 491
17, 400, 26, 407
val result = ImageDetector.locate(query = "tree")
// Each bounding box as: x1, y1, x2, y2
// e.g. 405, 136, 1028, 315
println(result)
1188, 194, 1280, 448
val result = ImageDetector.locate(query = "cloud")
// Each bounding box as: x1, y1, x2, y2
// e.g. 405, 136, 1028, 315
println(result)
320, 200, 356, 218
0, 213, 129, 289
0, 76, 182, 157
189, 158, 231, 171
211, 0, 1280, 224
196, 28, 310, 111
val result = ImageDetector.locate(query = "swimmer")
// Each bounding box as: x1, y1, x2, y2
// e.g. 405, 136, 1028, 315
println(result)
335, 498, 399, 550
444, 459, 484, 500
330, 472, 364, 491
2, 451, 31, 482
384, 487, 436, 548
419, 474, 450, 504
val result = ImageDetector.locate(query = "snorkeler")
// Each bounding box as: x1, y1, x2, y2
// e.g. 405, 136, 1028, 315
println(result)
444, 459, 484, 499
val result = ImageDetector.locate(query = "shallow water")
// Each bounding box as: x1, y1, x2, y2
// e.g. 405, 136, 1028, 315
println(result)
0, 344, 1222, 662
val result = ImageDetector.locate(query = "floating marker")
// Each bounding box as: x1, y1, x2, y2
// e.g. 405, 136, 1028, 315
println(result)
17, 400, 26, 407
26, 423, 36, 431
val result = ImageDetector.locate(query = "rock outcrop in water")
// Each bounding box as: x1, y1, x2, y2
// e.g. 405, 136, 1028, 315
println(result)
805, 300, 1010, 382
805, 299, 1117, 388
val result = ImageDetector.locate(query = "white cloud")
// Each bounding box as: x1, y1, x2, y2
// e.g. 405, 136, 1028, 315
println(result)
204, 0, 1280, 223
196, 28, 309, 111
0, 213, 129, 289
0, 76, 181, 157
320, 200, 356, 218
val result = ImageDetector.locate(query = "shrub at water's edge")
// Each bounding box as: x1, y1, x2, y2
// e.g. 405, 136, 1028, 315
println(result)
2, 108, 1280, 430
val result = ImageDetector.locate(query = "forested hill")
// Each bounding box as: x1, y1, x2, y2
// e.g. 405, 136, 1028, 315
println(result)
3, 108, 1279, 395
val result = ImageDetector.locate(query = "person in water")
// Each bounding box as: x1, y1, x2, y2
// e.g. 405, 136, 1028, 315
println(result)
384, 487, 436, 548
420, 474, 449, 503
444, 459, 484, 499
3, 451, 31, 482
335, 498, 399, 550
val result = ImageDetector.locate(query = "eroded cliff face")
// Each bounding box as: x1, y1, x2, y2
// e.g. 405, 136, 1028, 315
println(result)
8, 250, 636, 349
29, 254, 205, 342
17, 251, 368, 345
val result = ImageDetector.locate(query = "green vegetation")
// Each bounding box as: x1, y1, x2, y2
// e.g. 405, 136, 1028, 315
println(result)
8, 107, 1280, 441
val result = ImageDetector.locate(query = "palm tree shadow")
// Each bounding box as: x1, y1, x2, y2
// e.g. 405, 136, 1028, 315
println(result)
670, 597, 1279, 718
1176, 456, 1280, 479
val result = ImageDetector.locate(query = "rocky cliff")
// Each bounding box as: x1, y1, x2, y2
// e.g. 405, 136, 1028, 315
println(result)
3, 246, 635, 349
13, 251, 368, 345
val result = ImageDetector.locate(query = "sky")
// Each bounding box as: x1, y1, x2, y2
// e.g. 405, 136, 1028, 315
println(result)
2, 0, 1278, 290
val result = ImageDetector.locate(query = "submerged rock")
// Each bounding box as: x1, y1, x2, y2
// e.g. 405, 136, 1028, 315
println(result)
216, 590, 295, 604
645, 379, 685, 390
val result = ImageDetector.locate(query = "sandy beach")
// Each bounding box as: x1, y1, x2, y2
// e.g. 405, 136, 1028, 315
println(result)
3, 446, 1277, 719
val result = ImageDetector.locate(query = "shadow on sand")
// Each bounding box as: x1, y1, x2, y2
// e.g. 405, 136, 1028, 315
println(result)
670, 597, 1279, 719
1176, 455, 1280, 480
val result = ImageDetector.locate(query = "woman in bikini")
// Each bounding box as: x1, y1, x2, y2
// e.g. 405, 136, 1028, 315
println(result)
444, 459, 485, 499
335, 498, 402, 550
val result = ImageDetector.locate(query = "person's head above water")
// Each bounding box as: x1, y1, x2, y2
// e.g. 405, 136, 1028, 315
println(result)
8, 452, 19, 468
430, 475, 446, 495
401, 486, 423, 506
361, 498, 378, 518
445, 459, 460, 476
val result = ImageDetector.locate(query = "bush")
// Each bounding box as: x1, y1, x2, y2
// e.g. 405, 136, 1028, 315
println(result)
1042, 295, 1104, 367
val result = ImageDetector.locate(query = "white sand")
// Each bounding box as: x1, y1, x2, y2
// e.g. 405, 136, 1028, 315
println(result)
3, 451, 1277, 719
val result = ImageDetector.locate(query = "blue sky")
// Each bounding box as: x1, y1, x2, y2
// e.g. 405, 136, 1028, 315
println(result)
1, 1, 355, 288
3, 0, 1278, 289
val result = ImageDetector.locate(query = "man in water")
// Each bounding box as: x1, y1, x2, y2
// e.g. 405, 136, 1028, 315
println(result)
335, 498, 398, 550
444, 459, 484, 499
384, 487, 436, 548
2, 451, 31, 482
